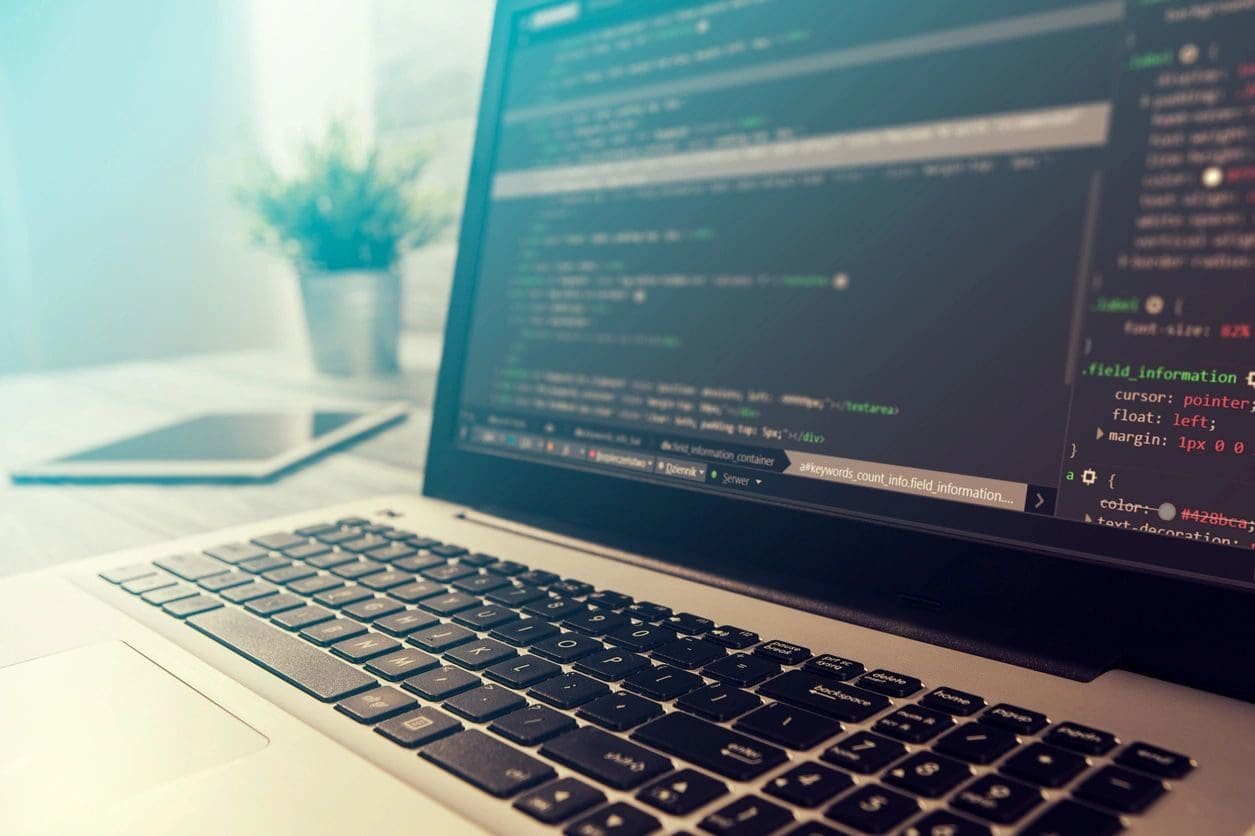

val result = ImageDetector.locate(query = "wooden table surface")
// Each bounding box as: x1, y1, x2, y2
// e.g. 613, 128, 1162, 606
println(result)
0, 338, 442, 577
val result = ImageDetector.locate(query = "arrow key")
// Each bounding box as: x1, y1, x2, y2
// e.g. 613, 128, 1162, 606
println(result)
515, 777, 605, 824
764, 763, 852, 808
699, 795, 793, 836
564, 801, 660, 836
1075, 765, 1165, 813
637, 768, 728, 816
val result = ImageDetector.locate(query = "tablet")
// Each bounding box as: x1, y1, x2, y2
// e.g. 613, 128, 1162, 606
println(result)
10, 405, 407, 482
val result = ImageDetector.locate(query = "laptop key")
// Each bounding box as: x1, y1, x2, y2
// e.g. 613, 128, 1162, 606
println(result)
1045, 722, 1118, 755
444, 638, 516, 671
340, 535, 390, 554
364, 543, 416, 563
238, 554, 289, 574
392, 554, 445, 573
734, 702, 841, 750
1020, 800, 1123, 836
524, 596, 586, 621
626, 601, 671, 622
825, 784, 918, 834
803, 654, 864, 681
374, 609, 438, 636
295, 523, 336, 537
403, 666, 480, 700
821, 731, 906, 775
430, 544, 468, 558
314, 585, 373, 608
389, 580, 446, 603
587, 590, 633, 610
288, 574, 344, 595
122, 573, 177, 594
300, 618, 366, 646
307, 551, 356, 570
765, 763, 852, 808
163, 594, 223, 618
575, 649, 650, 682
332, 559, 386, 580
652, 637, 725, 669
754, 640, 811, 665
187, 607, 375, 701
244, 591, 304, 616
423, 563, 477, 583
272, 604, 334, 630
331, 633, 400, 663
551, 579, 593, 597
665, 612, 714, 634
980, 702, 1049, 735
858, 669, 922, 697
358, 570, 415, 591
677, 683, 761, 721
365, 648, 438, 680
516, 569, 559, 587
706, 626, 760, 649
445, 684, 526, 722
316, 529, 362, 545
487, 559, 528, 576
251, 531, 307, 551
637, 768, 728, 815
1075, 765, 1165, 813
529, 672, 610, 709
490, 704, 577, 745
922, 686, 986, 716
760, 670, 890, 722
142, 584, 198, 605
606, 623, 676, 652
515, 777, 605, 825
409, 623, 476, 653
564, 609, 629, 636
454, 573, 511, 595
421, 729, 555, 797
633, 712, 787, 780
485, 654, 561, 688
204, 543, 269, 564
905, 810, 992, 836
532, 633, 604, 663
487, 584, 548, 608
542, 726, 672, 789
883, 751, 972, 797
420, 592, 481, 616
491, 616, 560, 647
196, 571, 250, 592
342, 596, 405, 622
564, 802, 659, 836
623, 665, 704, 700
577, 692, 663, 731
263, 564, 317, 585
283, 541, 331, 560
221, 581, 280, 604
154, 552, 228, 581
460, 552, 498, 568
1115, 741, 1195, 778
454, 604, 519, 631
336, 686, 416, 723
700, 795, 793, 836
936, 722, 1019, 764
704, 653, 779, 687
951, 774, 1043, 824
874, 704, 954, 743
376, 707, 462, 748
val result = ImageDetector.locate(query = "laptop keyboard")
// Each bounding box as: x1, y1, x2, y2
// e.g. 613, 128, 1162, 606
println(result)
101, 517, 1196, 835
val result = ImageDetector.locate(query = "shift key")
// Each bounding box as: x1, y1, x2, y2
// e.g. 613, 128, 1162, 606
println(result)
631, 712, 786, 780
759, 670, 889, 722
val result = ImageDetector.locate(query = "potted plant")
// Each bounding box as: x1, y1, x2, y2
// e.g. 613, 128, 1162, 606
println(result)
236, 121, 452, 375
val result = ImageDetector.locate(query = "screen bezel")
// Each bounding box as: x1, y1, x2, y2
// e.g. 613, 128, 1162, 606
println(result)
424, 0, 1255, 698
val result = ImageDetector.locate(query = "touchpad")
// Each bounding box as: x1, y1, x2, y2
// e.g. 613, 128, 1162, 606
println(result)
0, 641, 268, 833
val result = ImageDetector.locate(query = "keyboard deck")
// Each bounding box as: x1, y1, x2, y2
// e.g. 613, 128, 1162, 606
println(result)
100, 516, 1196, 835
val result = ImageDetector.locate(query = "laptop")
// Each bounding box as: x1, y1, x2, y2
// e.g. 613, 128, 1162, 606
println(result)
4, 2, 1253, 834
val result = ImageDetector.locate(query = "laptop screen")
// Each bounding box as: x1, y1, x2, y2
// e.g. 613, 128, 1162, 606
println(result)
450, 0, 1255, 589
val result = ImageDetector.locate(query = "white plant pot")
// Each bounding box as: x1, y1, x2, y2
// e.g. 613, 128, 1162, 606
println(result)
298, 268, 400, 376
